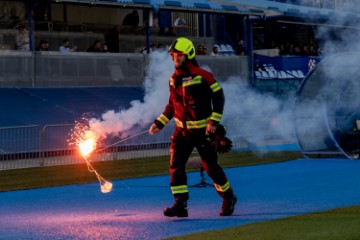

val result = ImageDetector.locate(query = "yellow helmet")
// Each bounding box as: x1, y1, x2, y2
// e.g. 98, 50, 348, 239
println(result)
168, 37, 196, 59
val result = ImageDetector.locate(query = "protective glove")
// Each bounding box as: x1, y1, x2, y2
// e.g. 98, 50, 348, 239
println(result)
214, 135, 233, 154
149, 123, 160, 135
205, 123, 217, 136
214, 124, 233, 154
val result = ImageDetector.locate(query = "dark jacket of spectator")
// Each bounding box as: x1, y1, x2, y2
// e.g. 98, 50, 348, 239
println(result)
36, 40, 49, 51
87, 40, 102, 52
122, 10, 139, 26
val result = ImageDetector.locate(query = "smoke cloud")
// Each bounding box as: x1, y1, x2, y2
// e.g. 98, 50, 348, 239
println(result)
87, 2, 360, 154
291, 0, 360, 152
221, 77, 294, 144
88, 50, 295, 151
88, 51, 173, 139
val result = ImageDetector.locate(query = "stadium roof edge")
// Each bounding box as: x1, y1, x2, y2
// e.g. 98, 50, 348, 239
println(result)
50, 0, 266, 15
50, 0, 360, 20
208, 0, 360, 20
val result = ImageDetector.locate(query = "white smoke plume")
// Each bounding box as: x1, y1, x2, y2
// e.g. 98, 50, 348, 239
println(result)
88, 50, 295, 151
288, 0, 360, 153
87, 2, 360, 153
220, 77, 295, 143
88, 50, 173, 139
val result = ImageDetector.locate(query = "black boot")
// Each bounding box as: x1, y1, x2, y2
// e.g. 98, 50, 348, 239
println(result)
220, 195, 237, 216
163, 201, 188, 217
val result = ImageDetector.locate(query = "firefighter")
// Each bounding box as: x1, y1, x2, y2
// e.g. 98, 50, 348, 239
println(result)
149, 37, 237, 217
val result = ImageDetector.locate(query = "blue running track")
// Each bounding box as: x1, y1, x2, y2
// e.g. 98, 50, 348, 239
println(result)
1, 158, 360, 239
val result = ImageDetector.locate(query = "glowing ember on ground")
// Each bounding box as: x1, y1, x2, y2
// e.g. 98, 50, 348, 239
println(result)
100, 180, 113, 193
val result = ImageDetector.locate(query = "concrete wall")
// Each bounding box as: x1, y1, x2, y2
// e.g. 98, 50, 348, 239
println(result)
0, 51, 249, 87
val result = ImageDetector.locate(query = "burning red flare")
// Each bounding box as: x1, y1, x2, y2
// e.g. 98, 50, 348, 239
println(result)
78, 131, 97, 158
69, 120, 112, 194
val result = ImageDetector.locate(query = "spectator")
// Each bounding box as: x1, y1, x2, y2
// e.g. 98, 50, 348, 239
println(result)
122, 10, 139, 33
152, 13, 159, 28
301, 44, 309, 56
102, 41, 109, 52
279, 44, 287, 55
287, 43, 295, 55
308, 44, 318, 56
87, 40, 102, 52
15, 23, 29, 51
35, 40, 49, 51
122, 10, 139, 27
249, 39, 325, 57
150, 43, 157, 52
157, 43, 165, 51
211, 45, 220, 56
253, 39, 263, 50
269, 41, 277, 49
59, 39, 77, 52
140, 43, 157, 54
196, 45, 207, 55
294, 45, 302, 55
237, 39, 246, 56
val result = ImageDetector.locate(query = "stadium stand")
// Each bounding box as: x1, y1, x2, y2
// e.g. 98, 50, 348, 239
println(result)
253, 60, 307, 95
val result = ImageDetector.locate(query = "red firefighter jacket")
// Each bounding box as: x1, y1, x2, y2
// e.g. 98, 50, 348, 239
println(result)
154, 62, 225, 130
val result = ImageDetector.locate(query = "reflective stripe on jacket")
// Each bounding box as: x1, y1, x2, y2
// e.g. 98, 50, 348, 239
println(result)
155, 62, 225, 130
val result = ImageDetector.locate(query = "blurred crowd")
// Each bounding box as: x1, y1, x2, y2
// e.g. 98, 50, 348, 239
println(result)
9, 21, 322, 58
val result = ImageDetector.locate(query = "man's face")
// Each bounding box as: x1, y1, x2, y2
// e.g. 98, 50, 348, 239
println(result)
172, 52, 186, 68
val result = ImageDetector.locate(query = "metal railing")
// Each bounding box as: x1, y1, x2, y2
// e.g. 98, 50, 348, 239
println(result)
0, 116, 296, 170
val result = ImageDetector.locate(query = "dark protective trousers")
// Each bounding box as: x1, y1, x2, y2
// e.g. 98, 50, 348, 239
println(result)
169, 127, 234, 202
